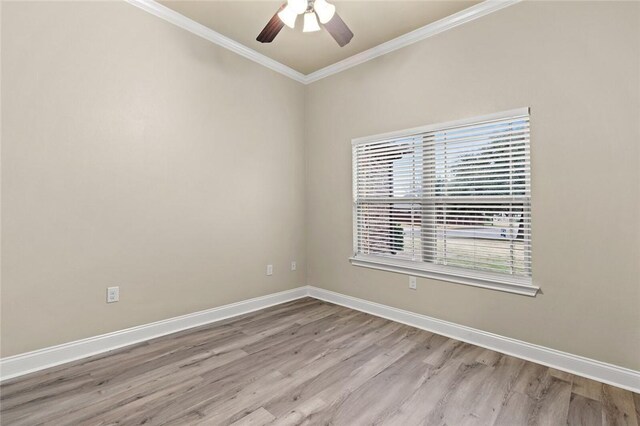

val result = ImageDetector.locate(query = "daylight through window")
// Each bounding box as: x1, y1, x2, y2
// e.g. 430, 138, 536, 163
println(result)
351, 108, 535, 295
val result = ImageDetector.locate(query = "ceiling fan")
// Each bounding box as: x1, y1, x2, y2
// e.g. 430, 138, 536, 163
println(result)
257, 0, 354, 47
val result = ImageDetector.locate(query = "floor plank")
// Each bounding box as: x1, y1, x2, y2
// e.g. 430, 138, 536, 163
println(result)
602, 384, 639, 426
568, 393, 603, 426
229, 407, 275, 426
528, 375, 573, 426
0, 297, 637, 426
573, 375, 605, 401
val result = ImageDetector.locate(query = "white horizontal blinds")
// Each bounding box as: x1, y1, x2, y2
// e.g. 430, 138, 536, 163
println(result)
354, 136, 424, 262
353, 110, 532, 282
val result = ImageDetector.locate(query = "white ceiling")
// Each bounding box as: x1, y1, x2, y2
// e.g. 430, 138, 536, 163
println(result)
159, 1, 481, 75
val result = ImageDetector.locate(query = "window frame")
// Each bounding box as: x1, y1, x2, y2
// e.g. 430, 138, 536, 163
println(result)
350, 108, 538, 296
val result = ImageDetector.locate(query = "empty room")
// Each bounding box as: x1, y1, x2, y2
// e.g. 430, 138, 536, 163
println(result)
1, 0, 639, 424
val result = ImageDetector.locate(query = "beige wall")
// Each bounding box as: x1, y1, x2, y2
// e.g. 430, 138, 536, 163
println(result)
2, 0, 639, 372
305, 1, 640, 370
1, 1, 306, 356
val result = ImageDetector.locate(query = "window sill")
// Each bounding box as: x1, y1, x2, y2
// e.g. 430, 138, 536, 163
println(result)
349, 255, 539, 297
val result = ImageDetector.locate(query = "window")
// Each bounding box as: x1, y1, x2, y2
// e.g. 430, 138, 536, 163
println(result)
351, 108, 537, 296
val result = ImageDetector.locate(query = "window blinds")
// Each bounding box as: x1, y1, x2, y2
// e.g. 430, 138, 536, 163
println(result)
351, 108, 534, 295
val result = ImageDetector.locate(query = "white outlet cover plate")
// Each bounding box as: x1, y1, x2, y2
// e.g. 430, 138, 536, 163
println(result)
409, 276, 417, 290
107, 286, 119, 303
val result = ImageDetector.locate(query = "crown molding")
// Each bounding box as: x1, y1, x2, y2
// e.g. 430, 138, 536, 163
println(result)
304, 0, 522, 83
125, 0, 522, 85
125, 0, 307, 83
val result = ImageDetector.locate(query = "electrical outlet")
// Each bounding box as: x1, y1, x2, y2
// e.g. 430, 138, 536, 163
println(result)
291, 261, 297, 271
267, 264, 273, 276
409, 276, 417, 290
107, 286, 120, 303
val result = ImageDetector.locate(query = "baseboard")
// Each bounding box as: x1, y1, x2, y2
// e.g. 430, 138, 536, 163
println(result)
0, 286, 308, 382
2, 285, 638, 393
307, 286, 640, 393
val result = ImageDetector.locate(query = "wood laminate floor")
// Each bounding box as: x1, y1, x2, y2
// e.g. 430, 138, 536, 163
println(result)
1, 298, 638, 426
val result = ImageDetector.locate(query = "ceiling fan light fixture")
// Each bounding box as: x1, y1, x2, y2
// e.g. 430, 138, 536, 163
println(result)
314, 0, 336, 24
288, 0, 308, 15
277, 5, 297, 29
303, 11, 321, 32
258, 0, 352, 46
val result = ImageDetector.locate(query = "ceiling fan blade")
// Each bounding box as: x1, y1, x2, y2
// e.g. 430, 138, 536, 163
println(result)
323, 13, 353, 47
256, 6, 286, 43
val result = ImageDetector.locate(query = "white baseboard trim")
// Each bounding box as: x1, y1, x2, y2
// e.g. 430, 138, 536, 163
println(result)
0, 286, 308, 382
3, 285, 638, 393
307, 286, 640, 393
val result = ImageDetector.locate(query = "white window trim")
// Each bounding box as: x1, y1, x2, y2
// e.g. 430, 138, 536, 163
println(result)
349, 255, 538, 296
350, 108, 539, 297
